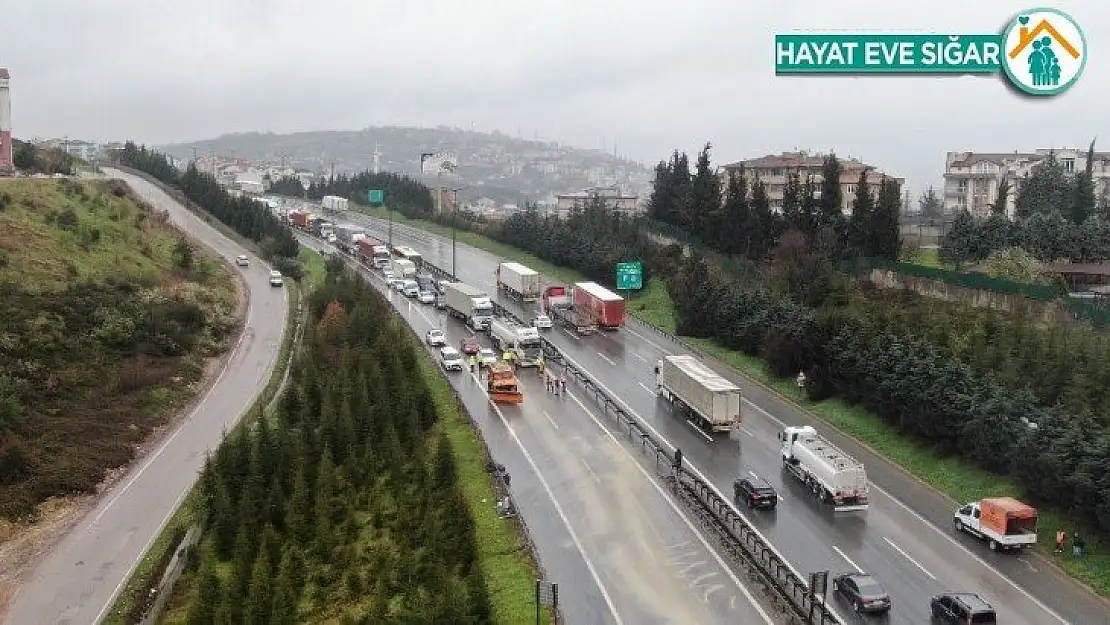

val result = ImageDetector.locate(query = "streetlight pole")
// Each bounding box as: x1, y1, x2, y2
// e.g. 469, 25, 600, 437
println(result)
451, 188, 459, 279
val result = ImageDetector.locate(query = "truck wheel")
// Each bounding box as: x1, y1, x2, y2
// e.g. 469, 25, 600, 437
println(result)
989, 539, 998, 551
954, 519, 963, 533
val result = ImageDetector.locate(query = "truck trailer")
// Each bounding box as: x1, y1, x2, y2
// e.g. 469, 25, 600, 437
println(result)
391, 258, 417, 279
542, 284, 595, 334
490, 317, 544, 366
496, 262, 541, 302
954, 497, 1037, 552
444, 282, 494, 331
322, 195, 349, 212
573, 282, 625, 330
357, 237, 391, 268
334, 224, 367, 254
779, 425, 869, 512
289, 210, 310, 230
654, 355, 742, 433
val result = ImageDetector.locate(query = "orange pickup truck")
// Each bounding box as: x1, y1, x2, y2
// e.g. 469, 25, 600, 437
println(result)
954, 497, 1038, 552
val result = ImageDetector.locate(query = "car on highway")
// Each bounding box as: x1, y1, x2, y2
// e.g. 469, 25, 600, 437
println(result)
477, 348, 498, 368
459, 336, 481, 356
402, 280, 420, 297
437, 279, 450, 294
327, 233, 337, 244
532, 313, 553, 329
269, 270, 283, 287
418, 290, 435, 304
383, 269, 396, 281
831, 572, 891, 615
235, 254, 249, 267
392, 278, 407, 292
426, 329, 446, 346
733, 474, 778, 510
929, 592, 996, 623
439, 346, 464, 372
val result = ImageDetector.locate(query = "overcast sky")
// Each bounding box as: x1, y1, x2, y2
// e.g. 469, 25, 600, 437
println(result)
3, 0, 1105, 191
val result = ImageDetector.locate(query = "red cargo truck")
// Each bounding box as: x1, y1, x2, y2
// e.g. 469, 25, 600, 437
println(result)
573, 282, 625, 330
289, 210, 310, 229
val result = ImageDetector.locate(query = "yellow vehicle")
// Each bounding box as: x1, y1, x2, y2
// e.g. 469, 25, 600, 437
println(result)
487, 361, 524, 404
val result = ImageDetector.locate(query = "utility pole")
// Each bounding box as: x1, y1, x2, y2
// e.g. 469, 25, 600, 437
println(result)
451, 187, 460, 279
191, 146, 197, 165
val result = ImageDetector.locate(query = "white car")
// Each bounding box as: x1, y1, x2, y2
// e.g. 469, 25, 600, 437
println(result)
426, 329, 446, 346
235, 254, 249, 267
418, 290, 435, 304
440, 346, 464, 372
269, 270, 283, 287
477, 348, 498, 368
383, 269, 396, 281
532, 314, 553, 329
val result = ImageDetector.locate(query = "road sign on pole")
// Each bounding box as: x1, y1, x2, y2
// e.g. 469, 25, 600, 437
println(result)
615, 261, 643, 291
368, 189, 385, 206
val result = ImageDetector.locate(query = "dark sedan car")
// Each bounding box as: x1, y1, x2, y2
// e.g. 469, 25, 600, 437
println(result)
733, 474, 778, 510
832, 572, 891, 614
459, 336, 481, 355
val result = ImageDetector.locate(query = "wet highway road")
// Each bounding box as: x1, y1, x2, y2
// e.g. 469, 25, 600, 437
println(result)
348, 215, 1110, 625
4, 170, 289, 625
304, 236, 780, 625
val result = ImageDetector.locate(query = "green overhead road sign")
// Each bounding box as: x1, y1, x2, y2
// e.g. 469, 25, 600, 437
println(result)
616, 261, 643, 291
368, 189, 385, 205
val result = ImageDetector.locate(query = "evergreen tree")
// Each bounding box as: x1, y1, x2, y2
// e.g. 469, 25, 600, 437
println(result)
799, 175, 820, 237
817, 154, 845, 232
686, 143, 721, 242
245, 545, 275, 625
647, 159, 675, 223
939, 210, 978, 268
722, 168, 750, 255
1014, 153, 1072, 219
918, 186, 942, 218
185, 557, 222, 625
1072, 139, 1097, 224
846, 170, 874, 255
780, 172, 806, 234
991, 176, 1012, 217
270, 549, 302, 625
870, 176, 903, 260
747, 179, 775, 259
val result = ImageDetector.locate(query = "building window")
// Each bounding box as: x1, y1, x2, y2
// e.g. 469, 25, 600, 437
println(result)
845, 184, 857, 194
1063, 158, 1075, 173
957, 180, 968, 193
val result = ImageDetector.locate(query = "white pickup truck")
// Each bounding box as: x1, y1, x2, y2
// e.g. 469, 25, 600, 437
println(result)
954, 498, 1038, 552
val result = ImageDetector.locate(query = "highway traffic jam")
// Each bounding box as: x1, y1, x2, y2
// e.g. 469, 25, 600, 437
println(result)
281, 203, 1091, 625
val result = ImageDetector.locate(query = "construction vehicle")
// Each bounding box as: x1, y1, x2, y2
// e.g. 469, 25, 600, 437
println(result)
779, 425, 869, 512
496, 261, 541, 302
655, 355, 742, 433
486, 361, 523, 404
490, 317, 543, 366
954, 498, 1038, 552
445, 282, 494, 330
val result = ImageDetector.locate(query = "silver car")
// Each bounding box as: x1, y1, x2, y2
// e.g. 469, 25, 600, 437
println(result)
418, 290, 435, 304
440, 346, 464, 372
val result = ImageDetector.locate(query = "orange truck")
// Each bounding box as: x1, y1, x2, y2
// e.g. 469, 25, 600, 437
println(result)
486, 362, 523, 404
953, 497, 1038, 552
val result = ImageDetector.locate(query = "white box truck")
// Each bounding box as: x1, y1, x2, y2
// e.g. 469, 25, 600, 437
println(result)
391, 258, 417, 279
322, 195, 349, 212
654, 355, 742, 433
496, 262, 541, 302
490, 317, 543, 366
334, 224, 366, 254
779, 425, 869, 512
444, 282, 494, 330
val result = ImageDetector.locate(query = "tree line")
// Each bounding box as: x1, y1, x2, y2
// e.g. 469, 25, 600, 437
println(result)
12, 139, 76, 175
179, 267, 491, 624
116, 143, 303, 276
269, 171, 435, 218
941, 146, 1110, 266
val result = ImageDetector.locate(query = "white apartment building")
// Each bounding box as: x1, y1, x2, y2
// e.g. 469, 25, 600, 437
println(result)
944, 148, 1110, 218
555, 185, 641, 217
721, 151, 903, 214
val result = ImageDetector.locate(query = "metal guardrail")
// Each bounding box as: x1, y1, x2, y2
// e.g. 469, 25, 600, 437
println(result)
389, 252, 841, 625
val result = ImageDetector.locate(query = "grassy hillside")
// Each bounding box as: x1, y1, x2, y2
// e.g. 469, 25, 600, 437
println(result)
0, 178, 239, 520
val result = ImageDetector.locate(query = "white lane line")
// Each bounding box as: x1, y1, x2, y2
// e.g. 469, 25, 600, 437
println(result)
632, 352, 648, 362
624, 327, 670, 354
685, 420, 714, 442
740, 398, 1069, 624
579, 458, 602, 484
562, 328, 581, 341
597, 352, 618, 367
831, 546, 864, 573
882, 537, 936, 580
542, 410, 560, 430
638, 381, 656, 395
567, 391, 775, 625
472, 373, 624, 623
739, 427, 755, 438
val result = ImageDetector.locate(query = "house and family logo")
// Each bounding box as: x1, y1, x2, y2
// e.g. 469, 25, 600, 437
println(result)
774, 7, 1087, 97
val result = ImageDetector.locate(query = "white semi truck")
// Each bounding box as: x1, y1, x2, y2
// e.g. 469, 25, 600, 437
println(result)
655, 355, 742, 433
490, 317, 543, 366
496, 262, 541, 302
391, 258, 417, 279
444, 282, 494, 331
779, 425, 869, 512
322, 195, 349, 212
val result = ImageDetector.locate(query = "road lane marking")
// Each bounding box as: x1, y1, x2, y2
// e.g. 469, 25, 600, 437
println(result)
685, 420, 714, 442
638, 381, 656, 395
579, 458, 601, 484
542, 410, 560, 430
472, 373, 624, 623
739, 396, 1069, 624
831, 546, 864, 573
1018, 556, 1039, 572
556, 350, 845, 622
632, 352, 647, 362
562, 328, 581, 340
882, 537, 936, 580
567, 391, 775, 624
597, 352, 618, 366
740, 427, 755, 437
624, 327, 669, 353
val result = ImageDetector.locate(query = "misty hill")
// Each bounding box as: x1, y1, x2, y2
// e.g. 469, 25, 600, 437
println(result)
159, 126, 653, 205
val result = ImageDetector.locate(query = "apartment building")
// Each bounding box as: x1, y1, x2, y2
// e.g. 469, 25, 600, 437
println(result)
555, 185, 641, 217
944, 148, 1110, 218
720, 151, 903, 214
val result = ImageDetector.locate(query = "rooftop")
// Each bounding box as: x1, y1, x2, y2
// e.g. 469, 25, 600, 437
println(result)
724, 150, 873, 171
